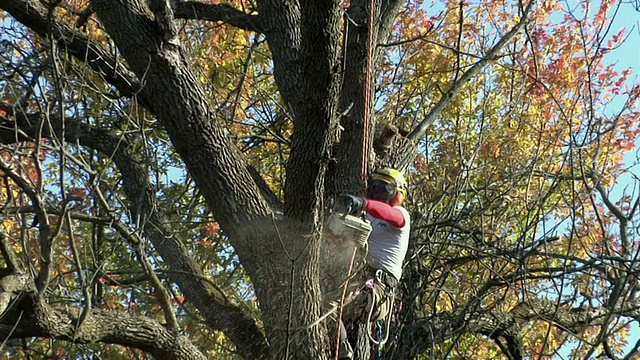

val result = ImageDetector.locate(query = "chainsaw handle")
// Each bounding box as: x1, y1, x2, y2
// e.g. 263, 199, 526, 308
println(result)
336, 194, 366, 215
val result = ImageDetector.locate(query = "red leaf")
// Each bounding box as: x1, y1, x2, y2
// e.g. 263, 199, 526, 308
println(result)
204, 222, 220, 236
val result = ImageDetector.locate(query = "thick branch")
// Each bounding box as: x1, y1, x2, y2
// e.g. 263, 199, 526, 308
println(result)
0, 145, 53, 293
328, 0, 406, 197
397, 297, 636, 358
0, 281, 207, 360
173, 1, 265, 32
1, 0, 142, 100
0, 231, 22, 273
88, 0, 275, 234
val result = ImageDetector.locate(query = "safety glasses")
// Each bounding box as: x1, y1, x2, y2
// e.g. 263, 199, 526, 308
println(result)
367, 180, 396, 193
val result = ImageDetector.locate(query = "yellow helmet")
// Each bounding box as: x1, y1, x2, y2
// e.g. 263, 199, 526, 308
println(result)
368, 168, 407, 201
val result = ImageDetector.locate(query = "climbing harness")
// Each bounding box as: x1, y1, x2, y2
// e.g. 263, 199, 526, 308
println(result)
365, 269, 396, 346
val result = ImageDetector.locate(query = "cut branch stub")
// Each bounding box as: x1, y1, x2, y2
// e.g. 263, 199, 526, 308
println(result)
373, 124, 417, 173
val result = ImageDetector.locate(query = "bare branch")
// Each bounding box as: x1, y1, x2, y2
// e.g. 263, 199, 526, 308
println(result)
397, 297, 639, 359
0, 231, 22, 273
0, 152, 53, 293
134, 241, 180, 332
1, 0, 142, 100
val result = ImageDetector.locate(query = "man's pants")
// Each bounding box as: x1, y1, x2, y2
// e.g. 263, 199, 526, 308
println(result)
328, 267, 397, 359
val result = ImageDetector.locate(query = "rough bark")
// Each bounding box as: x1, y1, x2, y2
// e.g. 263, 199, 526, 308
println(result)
87, 0, 272, 230
2, 0, 412, 358
248, 0, 344, 357
0, 231, 206, 360
0, 272, 208, 360
373, 124, 419, 172
173, 1, 265, 32
0, 0, 547, 359
258, 0, 342, 222
1, 0, 317, 357
34, 0, 341, 357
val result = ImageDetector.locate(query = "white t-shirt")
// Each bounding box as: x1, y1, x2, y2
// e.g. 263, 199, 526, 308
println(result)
365, 206, 410, 281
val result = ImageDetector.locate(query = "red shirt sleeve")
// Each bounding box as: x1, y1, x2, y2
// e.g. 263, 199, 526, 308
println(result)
364, 199, 406, 228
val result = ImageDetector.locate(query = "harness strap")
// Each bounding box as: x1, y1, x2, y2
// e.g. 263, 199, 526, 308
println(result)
363, 268, 397, 346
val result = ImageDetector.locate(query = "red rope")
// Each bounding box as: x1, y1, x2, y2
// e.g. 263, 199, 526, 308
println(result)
334, 1, 375, 358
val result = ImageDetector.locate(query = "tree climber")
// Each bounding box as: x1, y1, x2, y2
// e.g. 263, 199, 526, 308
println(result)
334, 168, 411, 360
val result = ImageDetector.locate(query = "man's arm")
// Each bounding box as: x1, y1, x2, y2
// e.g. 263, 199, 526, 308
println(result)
365, 200, 406, 228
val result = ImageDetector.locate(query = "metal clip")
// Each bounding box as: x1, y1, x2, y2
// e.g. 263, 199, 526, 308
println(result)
365, 279, 375, 290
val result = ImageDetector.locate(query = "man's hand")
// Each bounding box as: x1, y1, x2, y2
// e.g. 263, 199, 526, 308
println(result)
337, 194, 366, 215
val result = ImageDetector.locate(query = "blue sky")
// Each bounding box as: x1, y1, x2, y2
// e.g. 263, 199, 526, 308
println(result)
607, 3, 640, 359
605, 1, 639, 119
609, 3, 639, 75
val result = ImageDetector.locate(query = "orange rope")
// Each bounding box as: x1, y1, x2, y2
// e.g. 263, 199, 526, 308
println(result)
334, 0, 376, 358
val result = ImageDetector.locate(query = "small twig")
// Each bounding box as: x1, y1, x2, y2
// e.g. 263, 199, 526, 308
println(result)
135, 242, 180, 331
0, 230, 22, 272
65, 209, 93, 340
407, 0, 535, 142
75, 6, 94, 29
0, 310, 24, 353
3, 206, 111, 225
0, 155, 52, 293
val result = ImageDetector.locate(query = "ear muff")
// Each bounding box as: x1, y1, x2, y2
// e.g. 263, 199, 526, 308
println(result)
390, 190, 406, 207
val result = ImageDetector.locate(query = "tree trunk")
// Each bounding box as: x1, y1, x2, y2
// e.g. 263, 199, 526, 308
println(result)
328, 0, 409, 198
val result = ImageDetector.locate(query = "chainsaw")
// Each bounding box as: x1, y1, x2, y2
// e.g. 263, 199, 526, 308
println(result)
326, 206, 372, 248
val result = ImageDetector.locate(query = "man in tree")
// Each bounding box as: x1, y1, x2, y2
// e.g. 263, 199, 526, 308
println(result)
335, 168, 411, 359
